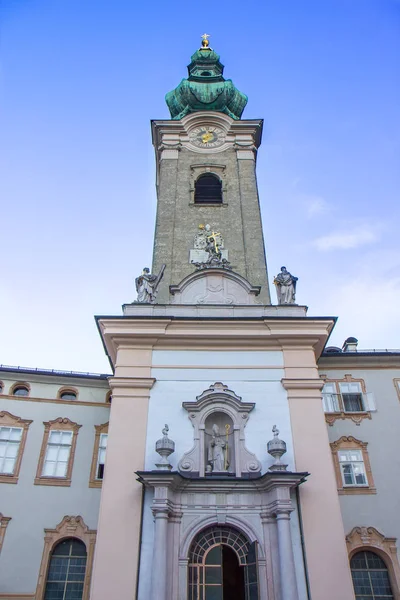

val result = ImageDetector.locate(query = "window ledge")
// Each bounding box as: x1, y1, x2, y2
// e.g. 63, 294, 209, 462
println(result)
338, 486, 377, 495
34, 476, 71, 487
0, 474, 18, 484
189, 202, 228, 207
88, 479, 103, 489
325, 411, 371, 426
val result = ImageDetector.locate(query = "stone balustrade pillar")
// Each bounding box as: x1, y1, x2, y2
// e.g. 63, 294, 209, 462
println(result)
276, 510, 299, 600
150, 509, 169, 600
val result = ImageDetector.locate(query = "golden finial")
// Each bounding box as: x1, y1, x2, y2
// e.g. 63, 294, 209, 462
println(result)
201, 33, 210, 49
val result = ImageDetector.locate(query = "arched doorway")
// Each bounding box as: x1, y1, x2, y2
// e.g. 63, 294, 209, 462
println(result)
350, 550, 394, 599
188, 526, 259, 600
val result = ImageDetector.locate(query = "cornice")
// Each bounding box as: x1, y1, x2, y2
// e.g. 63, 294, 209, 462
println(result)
281, 378, 325, 391
108, 377, 156, 391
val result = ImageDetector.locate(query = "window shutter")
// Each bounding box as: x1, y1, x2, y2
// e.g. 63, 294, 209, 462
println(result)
363, 392, 376, 412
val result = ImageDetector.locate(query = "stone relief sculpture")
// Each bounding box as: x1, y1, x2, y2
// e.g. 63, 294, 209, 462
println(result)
274, 266, 298, 304
207, 424, 230, 472
135, 265, 165, 303
190, 224, 231, 270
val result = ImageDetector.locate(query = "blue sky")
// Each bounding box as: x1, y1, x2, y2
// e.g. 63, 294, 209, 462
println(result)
1, 0, 399, 373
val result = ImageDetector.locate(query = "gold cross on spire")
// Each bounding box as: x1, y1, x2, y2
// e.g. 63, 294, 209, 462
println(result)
201, 33, 210, 48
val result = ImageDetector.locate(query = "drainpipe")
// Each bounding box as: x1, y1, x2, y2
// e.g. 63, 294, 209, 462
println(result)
296, 487, 312, 600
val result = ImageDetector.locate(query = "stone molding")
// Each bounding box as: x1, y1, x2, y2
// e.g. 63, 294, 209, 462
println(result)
89, 422, 108, 488
137, 470, 306, 600
0, 394, 110, 408
170, 269, 261, 305
0, 514, 11, 555
0, 411, 33, 484
9, 381, 31, 395
178, 382, 261, 476
393, 378, 400, 402
330, 436, 376, 495
346, 526, 400, 597
34, 417, 81, 487
108, 377, 156, 391
35, 516, 96, 600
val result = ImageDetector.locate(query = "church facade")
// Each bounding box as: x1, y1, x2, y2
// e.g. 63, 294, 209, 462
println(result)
1, 37, 400, 600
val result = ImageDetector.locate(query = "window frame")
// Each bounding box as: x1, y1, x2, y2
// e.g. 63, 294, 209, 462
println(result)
0, 411, 32, 484
331, 436, 376, 495
321, 374, 373, 426
0, 513, 11, 555
346, 527, 400, 599
189, 164, 227, 207
58, 386, 79, 401
10, 382, 30, 397
35, 515, 96, 600
35, 417, 81, 487
89, 422, 108, 488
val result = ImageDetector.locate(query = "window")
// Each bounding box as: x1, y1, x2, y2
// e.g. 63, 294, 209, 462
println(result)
35, 516, 96, 600
42, 431, 73, 477
44, 538, 87, 600
351, 551, 394, 599
346, 527, 400, 598
0, 514, 11, 556
321, 375, 376, 426
35, 418, 81, 487
0, 411, 32, 484
339, 449, 367, 487
12, 384, 29, 397
89, 423, 108, 488
194, 174, 222, 204
59, 388, 78, 401
331, 436, 376, 495
0, 427, 23, 475
0, 382, 3, 393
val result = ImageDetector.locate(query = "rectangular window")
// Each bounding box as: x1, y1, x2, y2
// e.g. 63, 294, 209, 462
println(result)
42, 430, 73, 478
339, 382, 364, 412
0, 427, 23, 474
96, 433, 108, 480
338, 450, 368, 486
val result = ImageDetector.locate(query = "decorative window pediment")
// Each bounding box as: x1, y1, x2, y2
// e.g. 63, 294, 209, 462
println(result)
178, 382, 261, 477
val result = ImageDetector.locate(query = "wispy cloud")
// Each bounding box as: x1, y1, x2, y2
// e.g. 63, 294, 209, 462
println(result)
305, 196, 331, 219
312, 225, 379, 251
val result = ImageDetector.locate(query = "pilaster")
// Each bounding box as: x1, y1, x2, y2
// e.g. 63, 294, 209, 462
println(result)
282, 373, 355, 600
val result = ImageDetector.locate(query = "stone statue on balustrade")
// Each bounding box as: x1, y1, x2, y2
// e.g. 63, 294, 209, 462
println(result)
274, 266, 298, 304
135, 265, 165, 303
207, 424, 229, 472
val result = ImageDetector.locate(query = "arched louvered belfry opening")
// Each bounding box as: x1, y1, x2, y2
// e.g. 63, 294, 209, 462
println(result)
44, 537, 87, 599
194, 173, 222, 204
350, 550, 394, 599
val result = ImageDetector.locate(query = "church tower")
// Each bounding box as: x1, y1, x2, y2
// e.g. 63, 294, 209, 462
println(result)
152, 35, 270, 303
91, 37, 355, 600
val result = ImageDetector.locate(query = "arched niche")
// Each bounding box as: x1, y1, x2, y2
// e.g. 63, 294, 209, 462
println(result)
178, 382, 261, 477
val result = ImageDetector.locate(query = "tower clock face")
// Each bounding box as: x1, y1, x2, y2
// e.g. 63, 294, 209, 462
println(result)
189, 126, 225, 148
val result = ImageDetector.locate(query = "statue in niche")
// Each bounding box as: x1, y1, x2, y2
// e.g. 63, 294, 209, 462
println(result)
135, 265, 165, 303
207, 424, 229, 472
274, 266, 298, 304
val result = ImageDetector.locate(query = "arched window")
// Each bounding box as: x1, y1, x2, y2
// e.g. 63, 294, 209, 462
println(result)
59, 389, 77, 401
12, 384, 29, 397
44, 538, 87, 600
350, 550, 394, 599
188, 526, 258, 600
194, 174, 222, 204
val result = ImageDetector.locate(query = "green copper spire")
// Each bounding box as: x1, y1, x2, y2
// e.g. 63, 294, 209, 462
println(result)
165, 35, 248, 121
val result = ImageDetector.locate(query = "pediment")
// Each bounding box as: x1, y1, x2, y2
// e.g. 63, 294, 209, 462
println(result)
169, 268, 261, 305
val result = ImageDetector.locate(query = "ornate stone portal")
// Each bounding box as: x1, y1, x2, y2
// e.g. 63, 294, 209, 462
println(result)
178, 382, 262, 477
